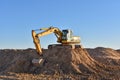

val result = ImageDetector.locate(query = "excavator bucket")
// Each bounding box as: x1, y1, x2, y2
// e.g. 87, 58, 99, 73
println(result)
32, 58, 44, 66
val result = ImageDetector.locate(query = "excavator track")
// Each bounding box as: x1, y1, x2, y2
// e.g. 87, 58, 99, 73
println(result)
48, 44, 82, 49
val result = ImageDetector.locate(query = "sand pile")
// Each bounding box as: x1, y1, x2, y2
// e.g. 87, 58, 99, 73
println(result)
0, 47, 120, 79
0, 49, 40, 74
87, 47, 120, 65
116, 49, 120, 54
36, 46, 120, 78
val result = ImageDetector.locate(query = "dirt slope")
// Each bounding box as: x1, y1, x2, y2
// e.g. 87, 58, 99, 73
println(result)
0, 49, 39, 74
116, 49, 120, 54
0, 47, 120, 79
86, 47, 120, 65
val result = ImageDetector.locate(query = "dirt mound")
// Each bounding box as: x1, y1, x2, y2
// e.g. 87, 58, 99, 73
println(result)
38, 46, 120, 77
116, 49, 120, 54
86, 47, 120, 65
0, 47, 120, 79
0, 49, 40, 74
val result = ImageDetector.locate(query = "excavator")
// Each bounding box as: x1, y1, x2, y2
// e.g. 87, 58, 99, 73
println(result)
31, 26, 81, 65
32, 26, 80, 55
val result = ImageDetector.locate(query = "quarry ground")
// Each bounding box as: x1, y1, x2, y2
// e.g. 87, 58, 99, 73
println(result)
0, 47, 120, 80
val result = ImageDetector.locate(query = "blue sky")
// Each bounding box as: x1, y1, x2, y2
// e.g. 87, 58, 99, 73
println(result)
0, 0, 120, 49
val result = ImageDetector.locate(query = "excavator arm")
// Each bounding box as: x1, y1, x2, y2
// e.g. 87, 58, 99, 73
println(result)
32, 27, 62, 55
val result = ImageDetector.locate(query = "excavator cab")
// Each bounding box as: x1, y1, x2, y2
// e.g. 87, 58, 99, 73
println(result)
62, 30, 73, 41
61, 29, 80, 44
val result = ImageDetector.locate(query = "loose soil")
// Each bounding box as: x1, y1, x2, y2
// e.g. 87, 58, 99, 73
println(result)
0, 46, 120, 80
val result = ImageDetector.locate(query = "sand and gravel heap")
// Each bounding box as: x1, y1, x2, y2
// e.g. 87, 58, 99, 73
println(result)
87, 47, 120, 65
116, 49, 120, 54
39, 46, 120, 77
0, 49, 39, 74
0, 46, 120, 79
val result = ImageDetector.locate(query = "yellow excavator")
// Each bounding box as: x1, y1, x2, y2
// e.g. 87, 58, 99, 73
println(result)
32, 27, 80, 55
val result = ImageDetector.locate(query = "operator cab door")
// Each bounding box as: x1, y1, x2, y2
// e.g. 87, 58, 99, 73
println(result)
62, 30, 72, 42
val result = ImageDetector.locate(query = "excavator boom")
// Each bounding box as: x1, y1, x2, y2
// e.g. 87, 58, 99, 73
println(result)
32, 27, 63, 55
